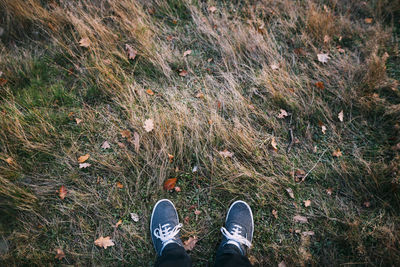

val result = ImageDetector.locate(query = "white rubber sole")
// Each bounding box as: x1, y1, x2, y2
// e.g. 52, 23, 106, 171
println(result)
225, 200, 254, 239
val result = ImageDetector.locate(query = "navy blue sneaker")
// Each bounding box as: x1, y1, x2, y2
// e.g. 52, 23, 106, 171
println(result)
150, 199, 183, 255
219, 200, 254, 255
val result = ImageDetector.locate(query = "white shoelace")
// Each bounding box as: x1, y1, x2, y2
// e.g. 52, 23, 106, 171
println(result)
221, 224, 252, 248
153, 223, 182, 252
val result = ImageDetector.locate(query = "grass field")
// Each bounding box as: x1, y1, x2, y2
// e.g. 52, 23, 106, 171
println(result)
1, 0, 400, 266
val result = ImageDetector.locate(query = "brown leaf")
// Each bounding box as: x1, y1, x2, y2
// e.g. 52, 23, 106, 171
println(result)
75, 118, 82, 124
184, 216, 190, 224
146, 89, 155, 96
125, 44, 137, 60
315, 81, 325, 90
271, 137, 278, 151
277, 109, 288, 119
116, 182, 124, 189
294, 48, 305, 56
5, 157, 14, 165
304, 200, 311, 207
286, 188, 295, 199
79, 163, 91, 169
78, 154, 90, 163
332, 149, 342, 157
55, 248, 65, 260
115, 220, 122, 228
130, 213, 139, 222
0, 78, 7, 86
133, 132, 140, 152
168, 153, 174, 163
219, 150, 234, 158
317, 53, 330, 63
164, 178, 177, 191
270, 63, 279, 70
272, 209, 278, 219
293, 215, 308, 223
295, 169, 305, 182
338, 110, 344, 122
364, 18, 373, 24
59, 185, 67, 200
321, 125, 327, 134
195, 92, 204, 99
174, 186, 181, 192
179, 69, 188, 77
101, 141, 111, 149
94, 236, 115, 249
194, 209, 201, 215
363, 201, 371, 208
183, 50, 192, 57
166, 35, 174, 41
207, 58, 213, 62
121, 129, 132, 140
326, 188, 333, 195
208, 6, 217, 13
323, 35, 331, 43
183, 236, 198, 251
143, 119, 154, 132
79, 38, 91, 48
278, 261, 287, 267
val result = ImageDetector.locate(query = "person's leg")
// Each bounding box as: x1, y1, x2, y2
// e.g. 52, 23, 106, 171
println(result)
214, 201, 254, 267
151, 199, 192, 267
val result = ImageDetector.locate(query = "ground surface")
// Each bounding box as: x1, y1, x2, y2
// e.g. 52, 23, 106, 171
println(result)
0, 0, 400, 266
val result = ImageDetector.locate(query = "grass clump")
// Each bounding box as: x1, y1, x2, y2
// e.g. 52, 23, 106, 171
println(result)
0, 0, 400, 265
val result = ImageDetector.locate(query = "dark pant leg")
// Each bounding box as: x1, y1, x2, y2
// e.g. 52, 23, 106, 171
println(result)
214, 244, 252, 267
155, 243, 192, 267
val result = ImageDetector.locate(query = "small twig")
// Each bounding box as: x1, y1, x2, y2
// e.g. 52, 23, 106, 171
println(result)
286, 127, 294, 153
300, 149, 327, 183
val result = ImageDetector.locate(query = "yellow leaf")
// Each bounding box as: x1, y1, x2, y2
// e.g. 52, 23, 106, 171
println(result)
78, 154, 90, 163
115, 220, 122, 228
146, 89, 155, 96
116, 182, 124, 189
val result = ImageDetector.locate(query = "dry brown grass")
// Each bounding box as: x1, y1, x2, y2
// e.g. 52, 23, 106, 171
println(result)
0, 0, 399, 265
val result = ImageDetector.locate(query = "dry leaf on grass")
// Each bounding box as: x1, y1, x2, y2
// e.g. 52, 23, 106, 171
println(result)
317, 53, 330, 63
146, 89, 155, 96
272, 209, 278, 219
79, 163, 91, 169
59, 185, 67, 200
101, 141, 110, 149
0, 78, 8, 86
365, 18, 373, 24
278, 261, 287, 267
94, 236, 115, 249
277, 109, 288, 119
321, 125, 327, 134
315, 81, 325, 90
332, 149, 342, 157
78, 154, 90, 163
194, 210, 201, 215
5, 157, 13, 165
219, 150, 234, 158
125, 44, 137, 60
164, 178, 177, 191
195, 92, 204, 98
270, 63, 279, 70
293, 215, 308, 223
116, 182, 123, 189
338, 110, 344, 122
183, 50, 192, 57
174, 186, 181, 192
179, 69, 188, 76
75, 118, 82, 124
304, 200, 311, 207
184, 236, 198, 251
115, 220, 122, 228
302, 231, 315, 236
208, 6, 217, 13
168, 153, 174, 163
79, 37, 90, 47
143, 119, 154, 132
326, 188, 333, 195
286, 188, 295, 199
271, 137, 278, 151
130, 213, 139, 222
55, 248, 65, 260
133, 132, 140, 152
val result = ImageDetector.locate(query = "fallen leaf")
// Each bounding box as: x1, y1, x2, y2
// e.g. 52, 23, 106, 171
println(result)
277, 109, 288, 119
130, 213, 139, 222
315, 81, 325, 90
338, 110, 344, 122
0, 78, 7, 86
294, 47, 305, 56
219, 150, 234, 158
195, 92, 204, 98
115, 220, 122, 228
293, 215, 308, 223
207, 58, 213, 62
75, 118, 82, 124
184, 216, 190, 224
332, 149, 342, 157
164, 178, 177, 191
194, 210, 201, 215
146, 89, 155, 96
168, 153, 174, 163
278, 261, 287, 267
55, 248, 65, 260
79, 163, 91, 169
364, 18, 373, 24
78, 154, 90, 163
79, 38, 91, 48
166, 35, 174, 41
323, 35, 331, 43
304, 200, 311, 207
317, 53, 330, 63
174, 186, 181, 192
302, 231, 315, 236
271, 137, 278, 151
94, 236, 115, 249
184, 236, 198, 251
133, 132, 140, 152
179, 69, 188, 77
337, 46, 345, 53
143, 119, 154, 132
272, 209, 278, 219
118, 142, 126, 148
192, 165, 198, 173
101, 141, 111, 149
116, 182, 124, 189
294, 169, 305, 182
59, 185, 67, 200
5, 157, 13, 165
326, 188, 333, 195
125, 44, 137, 60
208, 6, 217, 13
183, 50, 192, 57
270, 63, 279, 70
121, 130, 132, 140
321, 125, 327, 134
363, 201, 371, 208
286, 188, 295, 199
